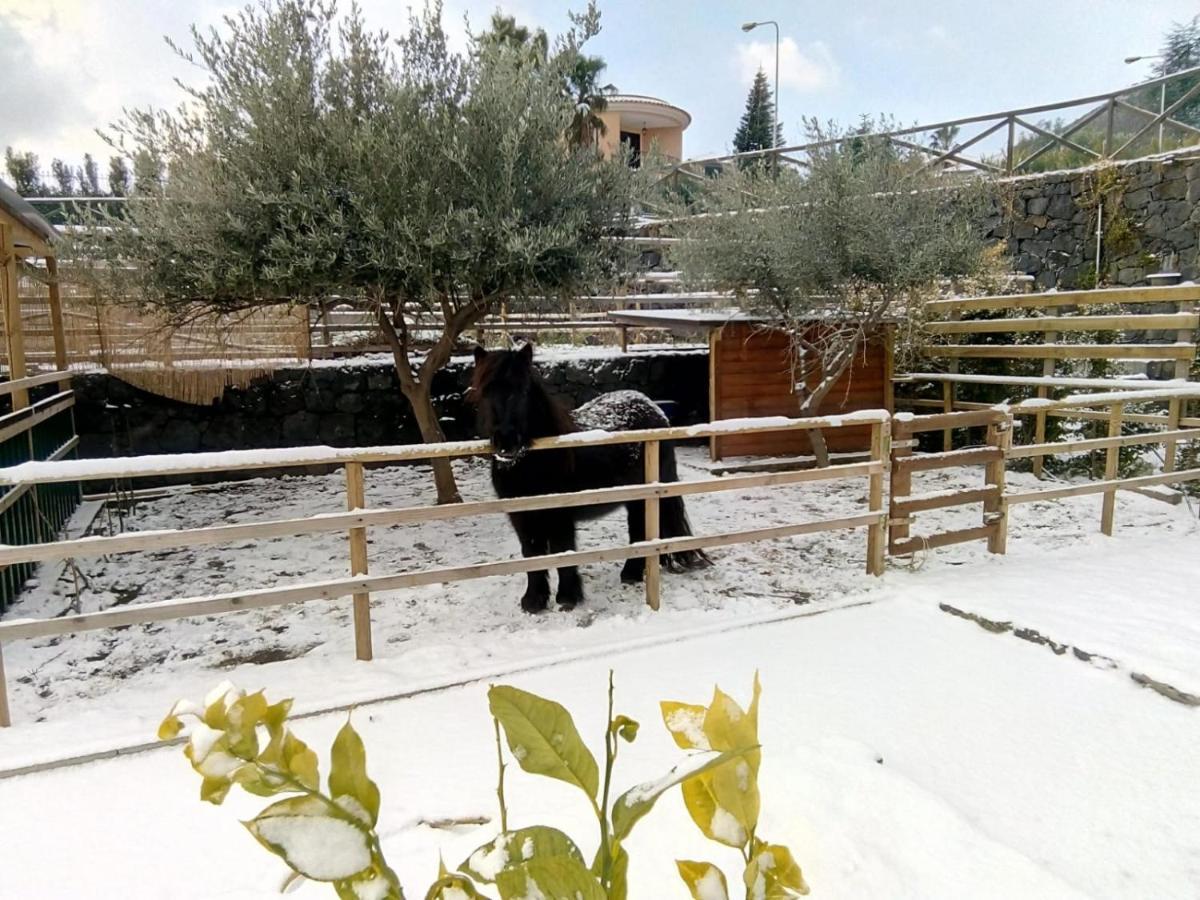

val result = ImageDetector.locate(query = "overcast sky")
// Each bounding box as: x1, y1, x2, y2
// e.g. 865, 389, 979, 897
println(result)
2, 0, 1198, 186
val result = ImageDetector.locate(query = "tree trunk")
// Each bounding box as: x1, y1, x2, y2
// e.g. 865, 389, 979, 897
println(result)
400, 376, 462, 504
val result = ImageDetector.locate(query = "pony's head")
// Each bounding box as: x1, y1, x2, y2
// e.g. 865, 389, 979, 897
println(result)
470, 342, 539, 467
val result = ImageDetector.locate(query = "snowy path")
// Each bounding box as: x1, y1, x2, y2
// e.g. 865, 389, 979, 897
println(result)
2, 594, 1198, 898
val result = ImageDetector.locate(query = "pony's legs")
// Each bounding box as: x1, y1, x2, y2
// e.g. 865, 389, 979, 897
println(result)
549, 516, 583, 609
510, 512, 551, 613
620, 500, 647, 584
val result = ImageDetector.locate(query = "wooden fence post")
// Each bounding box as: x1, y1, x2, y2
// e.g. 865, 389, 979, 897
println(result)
344, 462, 373, 660
888, 417, 913, 551
866, 421, 889, 575
1033, 307, 1057, 479
941, 382, 954, 452
1, 225, 29, 410
1164, 398, 1182, 473
0, 642, 9, 727
643, 440, 661, 611
985, 415, 1012, 554
45, 255, 70, 392
1100, 402, 1124, 536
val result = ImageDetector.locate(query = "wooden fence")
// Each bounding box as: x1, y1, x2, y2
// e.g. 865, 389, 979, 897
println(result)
0, 410, 891, 726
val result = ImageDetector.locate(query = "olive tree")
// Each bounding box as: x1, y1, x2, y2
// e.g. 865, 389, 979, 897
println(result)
90, 0, 637, 502
670, 120, 993, 461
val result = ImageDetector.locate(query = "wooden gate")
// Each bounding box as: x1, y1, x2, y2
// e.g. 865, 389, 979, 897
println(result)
888, 408, 1012, 557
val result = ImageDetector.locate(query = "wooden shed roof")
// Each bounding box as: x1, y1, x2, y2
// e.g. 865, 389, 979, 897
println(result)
0, 182, 58, 256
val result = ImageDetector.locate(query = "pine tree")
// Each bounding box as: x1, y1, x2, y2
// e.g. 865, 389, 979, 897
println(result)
1155, 15, 1200, 127
108, 156, 131, 196
80, 154, 102, 195
4, 147, 45, 195
733, 70, 782, 158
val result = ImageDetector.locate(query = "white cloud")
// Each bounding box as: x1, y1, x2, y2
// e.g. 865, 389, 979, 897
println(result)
735, 37, 839, 93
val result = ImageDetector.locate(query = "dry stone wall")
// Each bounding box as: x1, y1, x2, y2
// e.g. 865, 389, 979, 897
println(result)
987, 153, 1200, 288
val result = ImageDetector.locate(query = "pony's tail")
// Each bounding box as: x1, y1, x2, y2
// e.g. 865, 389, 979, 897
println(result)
658, 440, 713, 572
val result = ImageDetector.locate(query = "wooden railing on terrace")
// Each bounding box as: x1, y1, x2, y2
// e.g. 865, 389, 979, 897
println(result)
0, 410, 891, 726
666, 66, 1200, 179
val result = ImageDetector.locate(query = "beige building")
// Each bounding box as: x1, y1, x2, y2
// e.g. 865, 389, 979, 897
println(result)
597, 94, 691, 164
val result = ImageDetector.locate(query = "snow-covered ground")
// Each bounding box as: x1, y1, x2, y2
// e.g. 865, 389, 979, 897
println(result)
0, 450, 1197, 897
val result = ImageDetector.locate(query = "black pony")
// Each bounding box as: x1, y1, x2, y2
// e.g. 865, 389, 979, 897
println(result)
471, 343, 710, 613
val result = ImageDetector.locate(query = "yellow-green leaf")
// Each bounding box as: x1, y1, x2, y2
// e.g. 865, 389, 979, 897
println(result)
610, 748, 750, 841
744, 844, 809, 898
200, 775, 233, 805
424, 874, 482, 899
460, 826, 584, 884
282, 732, 320, 791
677, 860, 730, 900
611, 715, 639, 743
660, 701, 712, 750
681, 772, 747, 848
609, 845, 630, 900
244, 795, 372, 883
488, 686, 598, 799
329, 719, 381, 826
495, 856, 605, 900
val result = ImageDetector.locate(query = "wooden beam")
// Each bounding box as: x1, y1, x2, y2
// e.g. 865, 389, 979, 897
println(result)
1006, 467, 1200, 505
643, 441, 661, 610
1100, 403, 1124, 536
866, 422, 888, 576
928, 344, 1195, 361
925, 284, 1200, 313
0, 370, 74, 398
0, 409, 890, 487
1, 224, 29, 409
1008, 428, 1200, 459
890, 523, 996, 556
344, 462, 372, 662
893, 446, 1003, 474
895, 408, 1009, 435
0, 512, 882, 643
892, 485, 999, 516
0, 461, 883, 566
925, 313, 1199, 334
902, 372, 1189, 391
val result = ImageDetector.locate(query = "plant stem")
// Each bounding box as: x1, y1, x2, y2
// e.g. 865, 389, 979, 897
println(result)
596, 670, 617, 888
493, 716, 509, 834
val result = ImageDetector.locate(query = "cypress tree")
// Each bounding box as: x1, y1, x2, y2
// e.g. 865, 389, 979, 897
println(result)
733, 70, 782, 157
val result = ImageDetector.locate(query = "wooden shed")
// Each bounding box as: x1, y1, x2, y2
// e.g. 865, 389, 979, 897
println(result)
607, 309, 894, 460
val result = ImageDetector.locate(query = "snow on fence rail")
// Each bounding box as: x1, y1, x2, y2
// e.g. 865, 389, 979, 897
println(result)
0, 410, 891, 727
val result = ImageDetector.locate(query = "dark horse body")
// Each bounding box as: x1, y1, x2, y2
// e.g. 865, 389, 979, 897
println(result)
471, 344, 710, 612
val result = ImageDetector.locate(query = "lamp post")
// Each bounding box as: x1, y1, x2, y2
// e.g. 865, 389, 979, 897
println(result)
1125, 53, 1166, 152
742, 20, 780, 165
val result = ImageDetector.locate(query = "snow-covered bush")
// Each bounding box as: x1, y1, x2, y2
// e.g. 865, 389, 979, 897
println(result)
160, 675, 806, 899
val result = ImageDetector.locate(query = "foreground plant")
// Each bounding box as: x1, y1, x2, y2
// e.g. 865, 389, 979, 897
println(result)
160, 674, 804, 899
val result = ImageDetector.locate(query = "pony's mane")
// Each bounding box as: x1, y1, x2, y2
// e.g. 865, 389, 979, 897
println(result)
471, 350, 577, 436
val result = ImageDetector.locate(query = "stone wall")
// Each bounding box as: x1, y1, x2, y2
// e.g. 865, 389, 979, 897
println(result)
987, 152, 1200, 288
72, 350, 710, 463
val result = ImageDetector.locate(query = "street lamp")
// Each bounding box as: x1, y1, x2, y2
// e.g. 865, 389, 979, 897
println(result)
1125, 53, 1166, 152
742, 20, 780, 164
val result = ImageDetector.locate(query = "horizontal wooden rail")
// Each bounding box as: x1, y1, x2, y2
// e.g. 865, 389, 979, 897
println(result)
0, 410, 889, 486
0, 393, 75, 446
1006, 467, 1200, 505
928, 343, 1196, 361
890, 523, 997, 556
892, 485, 999, 516
0, 437, 79, 518
925, 313, 1200, 335
893, 446, 1003, 474
0, 512, 882, 642
905, 397, 1200, 428
1008, 428, 1200, 459
0, 461, 880, 566
894, 409, 1008, 434
1009, 387, 1200, 412
0, 370, 73, 397
925, 284, 1200, 313
901, 372, 1187, 391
